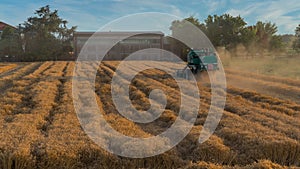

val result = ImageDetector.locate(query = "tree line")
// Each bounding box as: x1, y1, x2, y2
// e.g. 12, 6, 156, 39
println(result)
171, 15, 300, 56
0, 5, 76, 61
294, 24, 300, 52
0, 5, 299, 61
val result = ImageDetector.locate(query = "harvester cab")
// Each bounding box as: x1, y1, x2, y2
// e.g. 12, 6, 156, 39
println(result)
176, 48, 218, 79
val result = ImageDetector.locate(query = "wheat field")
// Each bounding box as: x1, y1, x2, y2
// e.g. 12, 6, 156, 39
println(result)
0, 61, 299, 169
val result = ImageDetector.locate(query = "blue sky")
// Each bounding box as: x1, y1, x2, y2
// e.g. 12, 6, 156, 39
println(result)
0, 0, 299, 34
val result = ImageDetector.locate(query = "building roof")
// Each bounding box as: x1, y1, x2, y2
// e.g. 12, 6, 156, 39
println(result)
0, 21, 17, 31
74, 31, 164, 37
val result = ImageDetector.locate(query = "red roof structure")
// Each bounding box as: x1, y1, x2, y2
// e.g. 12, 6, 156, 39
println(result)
0, 21, 16, 31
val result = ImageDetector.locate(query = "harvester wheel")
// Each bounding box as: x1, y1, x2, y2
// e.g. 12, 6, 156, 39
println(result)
190, 67, 198, 74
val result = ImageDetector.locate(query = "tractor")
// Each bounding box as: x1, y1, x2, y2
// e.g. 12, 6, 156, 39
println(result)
176, 48, 218, 79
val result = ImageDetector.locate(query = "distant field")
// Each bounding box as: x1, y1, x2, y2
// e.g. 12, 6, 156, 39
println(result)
0, 61, 299, 168
222, 56, 300, 79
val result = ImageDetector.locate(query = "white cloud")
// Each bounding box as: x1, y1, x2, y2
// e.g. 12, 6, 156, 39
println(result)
226, 0, 300, 34
170, 5, 184, 17
202, 0, 227, 13
227, 3, 261, 17
1, 0, 298, 34
207, 1, 219, 13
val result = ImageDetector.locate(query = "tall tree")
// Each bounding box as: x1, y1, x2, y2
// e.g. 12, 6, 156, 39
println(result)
170, 16, 207, 58
0, 26, 22, 60
204, 14, 247, 49
170, 14, 284, 56
170, 14, 248, 49
22, 5, 76, 61
254, 21, 284, 52
293, 24, 300, 52
170, 16, 206, 32
255, 21, 277, 49
239, 25, 257, 56
270, 35, 283, 51
184, 16, 206, 32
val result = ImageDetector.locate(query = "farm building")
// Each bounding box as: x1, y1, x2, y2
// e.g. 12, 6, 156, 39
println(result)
73, 31, 164, 60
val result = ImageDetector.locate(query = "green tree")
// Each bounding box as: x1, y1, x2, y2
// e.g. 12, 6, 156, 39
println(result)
240, 26, 257, 46
204, 14, 247, 49
0, 26, 22, 60
170, 16, 207, 58
184, 16, 206, 32
255, 21, 278, 49
254, 21, 284, 53
239, 25, 257, 56
170, 15, 285, 56
170, 16, 206, 32
170, 14, 248, 49
22, 5, 76, 61
269, 35, 283, 51
293, 24, 300, 52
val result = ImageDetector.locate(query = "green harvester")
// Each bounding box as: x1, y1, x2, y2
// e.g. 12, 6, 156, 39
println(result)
176, 49, 219, 79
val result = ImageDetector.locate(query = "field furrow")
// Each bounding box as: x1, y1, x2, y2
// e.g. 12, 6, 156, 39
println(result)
42, 62, 111, 168
226, 69, 300, 88
139, 66, 300, 146
103, 61, 300, 165
0, 61, 299, 168
0, 62, 67, 168
100, 62, 237, 164
0, 62, 53, 116
116, 63, 300, 138
0, 63, 18, 75
96, 63, 154, 137
227, 87, 300, 115
0, 62, 42, 93
226, 73, 300, 104
64, 62, 184, 168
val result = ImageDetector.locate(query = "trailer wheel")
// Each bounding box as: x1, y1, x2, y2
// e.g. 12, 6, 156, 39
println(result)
190, 67, 194, 74
194, 67, 198, 74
